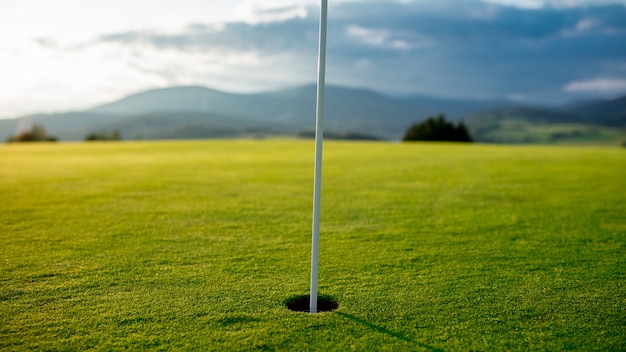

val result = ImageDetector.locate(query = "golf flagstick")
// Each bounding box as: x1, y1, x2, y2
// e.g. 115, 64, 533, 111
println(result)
310, 0, 328, 314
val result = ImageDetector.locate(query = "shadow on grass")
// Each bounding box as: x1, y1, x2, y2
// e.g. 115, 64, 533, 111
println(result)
335, 312, 442, 352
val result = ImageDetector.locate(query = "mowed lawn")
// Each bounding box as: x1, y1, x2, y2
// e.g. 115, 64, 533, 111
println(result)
1, 140, 624, 351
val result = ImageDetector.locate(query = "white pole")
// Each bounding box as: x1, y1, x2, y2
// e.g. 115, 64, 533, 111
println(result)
310, 0, 328, 314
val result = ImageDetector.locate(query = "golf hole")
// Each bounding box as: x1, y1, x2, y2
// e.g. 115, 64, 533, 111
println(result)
285, 295, 338, 313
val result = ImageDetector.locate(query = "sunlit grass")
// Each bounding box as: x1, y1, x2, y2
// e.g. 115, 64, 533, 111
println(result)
1, 140, 624, 350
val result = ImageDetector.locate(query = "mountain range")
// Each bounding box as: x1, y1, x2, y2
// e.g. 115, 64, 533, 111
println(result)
1, 85, 625, 144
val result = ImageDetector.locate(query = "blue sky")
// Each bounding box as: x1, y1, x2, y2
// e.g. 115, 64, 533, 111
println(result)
1, 0, 625, 117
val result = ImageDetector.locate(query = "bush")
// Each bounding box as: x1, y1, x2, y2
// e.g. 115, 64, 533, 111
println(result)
85, 130, 121, 141
7, 124, 57, 142
403, 114, 473, 142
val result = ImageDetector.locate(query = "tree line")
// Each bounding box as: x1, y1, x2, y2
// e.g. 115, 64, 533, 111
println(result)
6, 125, 121, 143
7, 115, 472, 143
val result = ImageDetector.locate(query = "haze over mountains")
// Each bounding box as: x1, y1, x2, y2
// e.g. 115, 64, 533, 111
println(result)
1, 84, 625, 144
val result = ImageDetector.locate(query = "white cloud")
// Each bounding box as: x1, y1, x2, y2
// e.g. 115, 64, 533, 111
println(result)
564, 78, 626, 93
345, 25, 418, 50
575, 19, 598, 31
0, 40, 168, 117
234, 0, 311, 23
482, 0, 626, 8
560, 18, 601, 37
481, 0, 545, 9
346, 25, 391, 46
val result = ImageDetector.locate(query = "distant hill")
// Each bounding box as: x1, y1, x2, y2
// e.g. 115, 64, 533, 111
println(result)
1, 85, 624, 143
87, 84, 506, 137
563, 95, 626, 127
465, 101, 626, 145
0, 85, 506, 141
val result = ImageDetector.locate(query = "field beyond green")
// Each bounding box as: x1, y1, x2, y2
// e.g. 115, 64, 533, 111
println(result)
1, 140, 624, 351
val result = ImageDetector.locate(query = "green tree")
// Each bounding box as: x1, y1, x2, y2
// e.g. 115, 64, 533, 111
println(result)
403, 114, 473, 142
7, 124, 57, 142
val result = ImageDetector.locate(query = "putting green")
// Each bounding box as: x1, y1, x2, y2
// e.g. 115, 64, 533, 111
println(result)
1, 140, 624, 350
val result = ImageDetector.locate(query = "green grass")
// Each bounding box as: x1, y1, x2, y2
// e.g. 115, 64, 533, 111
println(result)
1, 140, 624, 351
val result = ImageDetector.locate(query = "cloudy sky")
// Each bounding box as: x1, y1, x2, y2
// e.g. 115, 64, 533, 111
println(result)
1, 0, 626, 118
